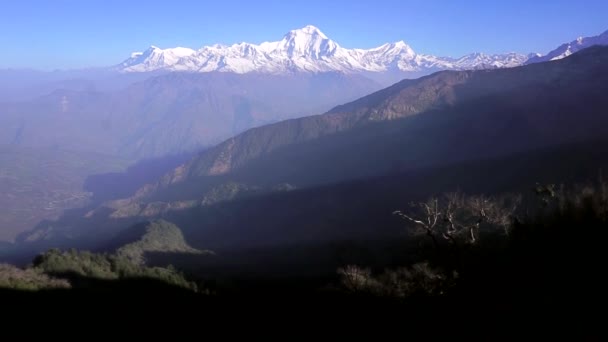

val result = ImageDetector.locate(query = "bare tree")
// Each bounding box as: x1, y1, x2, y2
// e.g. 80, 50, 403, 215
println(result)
394, 192, 520, 247
337, 265, 378, 293
393, 197, 441, 248
442, 192, 466, 243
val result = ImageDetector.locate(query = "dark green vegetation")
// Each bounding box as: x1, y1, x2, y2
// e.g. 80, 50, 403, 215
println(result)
32, 248, 198, 291
113, 219, 210, 265
1, 220, 204, 292
0, 263, 70, 290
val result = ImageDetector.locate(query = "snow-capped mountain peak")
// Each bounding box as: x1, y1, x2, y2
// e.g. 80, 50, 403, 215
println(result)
272, 25, 339, 59
391, 40, 410, 49
526, 30, 608, 64
117, 25, 530, 74
121, 45, 196, 72
288, 25, 328, 39
371, 41, 416, 57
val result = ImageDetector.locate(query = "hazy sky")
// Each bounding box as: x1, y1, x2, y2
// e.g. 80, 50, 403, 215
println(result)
1, 0, 607, 70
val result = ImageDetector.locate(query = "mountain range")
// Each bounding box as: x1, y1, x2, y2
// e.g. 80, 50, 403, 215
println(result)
1, 26, 608, 244
118, 25, 530, 75
117, 45, 608, 206
3, 23, 608, 324
526, 29, 608, 64
14, 46, 608, 260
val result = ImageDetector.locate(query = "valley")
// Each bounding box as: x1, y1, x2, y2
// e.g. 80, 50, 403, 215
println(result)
1, 16, 607, 337
0, 146, 128, 241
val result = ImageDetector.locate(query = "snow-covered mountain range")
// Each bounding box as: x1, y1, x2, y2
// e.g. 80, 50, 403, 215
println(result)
117, 25, 529, 74
526, 29, 608, 64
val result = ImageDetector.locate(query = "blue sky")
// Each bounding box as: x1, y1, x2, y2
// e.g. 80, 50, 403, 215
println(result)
1, 0, 607, 70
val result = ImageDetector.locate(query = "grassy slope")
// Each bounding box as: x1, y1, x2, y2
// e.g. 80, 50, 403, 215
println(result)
115, 219, 208, 265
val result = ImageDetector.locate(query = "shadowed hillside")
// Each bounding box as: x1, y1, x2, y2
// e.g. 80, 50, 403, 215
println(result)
129, 46, 608, 203
12, 139, 608, 268
1, 180, 607, 339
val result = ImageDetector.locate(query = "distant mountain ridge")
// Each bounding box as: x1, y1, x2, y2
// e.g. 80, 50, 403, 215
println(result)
526, 29, 608, 64
0, 71, 380, 159
118, 25, 529, 74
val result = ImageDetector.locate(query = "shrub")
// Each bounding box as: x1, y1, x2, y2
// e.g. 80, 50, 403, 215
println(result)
0, 263, 70, 290
337, 262, 453, 298
32, 249, 198, 292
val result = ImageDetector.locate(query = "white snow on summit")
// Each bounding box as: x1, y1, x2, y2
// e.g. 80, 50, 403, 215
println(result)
117, 25, 529, 74
120, 46, 196, 72
526, 30, 608, 64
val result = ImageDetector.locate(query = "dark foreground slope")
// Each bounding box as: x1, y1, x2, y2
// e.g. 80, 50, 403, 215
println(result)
2, 185, 606, 340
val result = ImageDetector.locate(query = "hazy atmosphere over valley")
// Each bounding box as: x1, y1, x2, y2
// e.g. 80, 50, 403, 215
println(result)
1, 0, 607, 336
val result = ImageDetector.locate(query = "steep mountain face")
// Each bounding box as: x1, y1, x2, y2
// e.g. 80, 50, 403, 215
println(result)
0, 71, 380, 159
527, 30, 608, 64
118, 25, 528, 74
